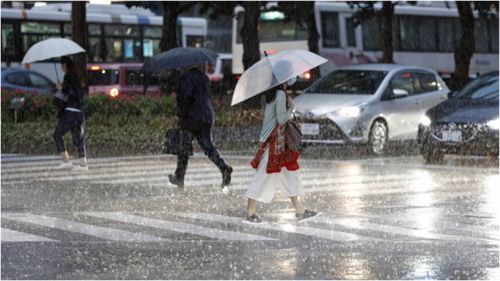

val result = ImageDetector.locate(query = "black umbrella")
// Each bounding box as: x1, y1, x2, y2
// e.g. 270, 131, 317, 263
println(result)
141, 47, 219, 75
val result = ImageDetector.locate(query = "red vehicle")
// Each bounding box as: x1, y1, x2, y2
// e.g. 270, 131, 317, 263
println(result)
87, 63, 160, 97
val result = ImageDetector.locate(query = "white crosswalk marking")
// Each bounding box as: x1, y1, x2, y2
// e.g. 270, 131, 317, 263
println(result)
1, 228, 55, 242
2, 213, 168, 242
173, 212, 382, 242
2, 154, 498, 245
82, 211, 276, 241
294, 215, 497, 243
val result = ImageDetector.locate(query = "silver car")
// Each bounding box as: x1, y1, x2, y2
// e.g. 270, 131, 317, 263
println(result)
293, 64, 449, 154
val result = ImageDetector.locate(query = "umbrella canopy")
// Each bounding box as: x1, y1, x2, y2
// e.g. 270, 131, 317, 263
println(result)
21, 38, 85, 64
231, 49, 328, 106
141, 47, 219, 74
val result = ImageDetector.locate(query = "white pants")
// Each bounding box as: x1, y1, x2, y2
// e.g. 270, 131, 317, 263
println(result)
245, 148, 304, 203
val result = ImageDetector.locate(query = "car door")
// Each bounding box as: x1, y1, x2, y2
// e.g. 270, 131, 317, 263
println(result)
5, 72, 34, 93
27, 72, 56, 95
414, 71, 448, 114
377, 71, 422, 141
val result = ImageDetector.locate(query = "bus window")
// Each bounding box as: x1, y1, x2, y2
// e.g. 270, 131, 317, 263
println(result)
321, 12, 340, 48
88, 69, 119, 86
437, 18, 455, 52
144, 39, 160, 57
21, 21, 60, 33
475, 19, 489, 53
235, 11, 307, 43
105, 38, 123, 61
104, 24, 139, 37
418, 17, 437, 52
399, 16, 419, 51
361, 17, 379, 51
1, 23, 15, 61
125, 69, 159, 85
144, 27, 162, 38
492, 20, 499, 53
21, 21, 61, 54
345, 17, 356, 47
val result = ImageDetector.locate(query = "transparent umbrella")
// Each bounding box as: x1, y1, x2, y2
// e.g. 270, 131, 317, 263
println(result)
231, 49, 328, 106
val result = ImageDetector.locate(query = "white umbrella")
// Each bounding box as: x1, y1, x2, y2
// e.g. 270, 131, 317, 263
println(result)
21, 38, 86, 83
21, 38, 86, 64
231, 49, 328, 106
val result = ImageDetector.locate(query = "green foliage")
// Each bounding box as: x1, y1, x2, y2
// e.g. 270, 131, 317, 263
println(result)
1, 90, 176, 123
1, 89, 263, 155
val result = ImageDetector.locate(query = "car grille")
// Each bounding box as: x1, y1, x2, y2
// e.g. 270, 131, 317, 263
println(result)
431, 122, 480, 143
302, 119, 345, 141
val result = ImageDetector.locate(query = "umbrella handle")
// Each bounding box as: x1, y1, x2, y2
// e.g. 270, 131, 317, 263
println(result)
53, 63, 60, 84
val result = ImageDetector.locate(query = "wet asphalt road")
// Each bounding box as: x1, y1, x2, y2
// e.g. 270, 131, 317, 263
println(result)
1, 149, 499, 280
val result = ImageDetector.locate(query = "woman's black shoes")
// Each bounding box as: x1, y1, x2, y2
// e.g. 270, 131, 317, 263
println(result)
168, 174, 184, 188
245, 213, 263, 224
296, 209, 318, 221
222, 166, 233, 187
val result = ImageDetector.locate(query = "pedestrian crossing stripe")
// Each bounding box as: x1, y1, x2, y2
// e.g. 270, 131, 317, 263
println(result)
1, 228, 55, 242
81, 211, 276, 241
2, 159, 489, 196
2, 213, 168, 242
1, 211, 497, 244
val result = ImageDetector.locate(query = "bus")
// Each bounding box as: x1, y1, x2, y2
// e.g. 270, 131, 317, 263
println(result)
1, 3, 208, 82
232, 2, 498, 84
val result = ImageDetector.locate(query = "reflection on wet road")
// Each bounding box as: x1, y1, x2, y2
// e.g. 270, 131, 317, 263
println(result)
1, 153, 498, 279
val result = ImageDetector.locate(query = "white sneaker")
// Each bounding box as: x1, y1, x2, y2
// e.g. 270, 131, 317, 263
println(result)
73, 165, 89, 172
54, 162, 73, 170
221, 186, 230, 194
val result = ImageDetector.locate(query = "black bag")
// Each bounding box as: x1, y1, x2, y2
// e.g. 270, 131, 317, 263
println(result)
53, 91, 68, 110
285, 113, 303, 153
163, 128, 194, 156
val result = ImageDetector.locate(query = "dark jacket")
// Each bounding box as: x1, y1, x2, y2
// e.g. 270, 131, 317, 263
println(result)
62, 72, 84, 111
177, 67, 214, 128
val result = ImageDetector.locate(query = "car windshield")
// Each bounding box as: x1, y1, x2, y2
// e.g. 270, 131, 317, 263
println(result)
125, 69, 158, 85
88, 69, 119, 85
456, 74, 498, 99
305, 70, 387, 95
457, 78, 499, 101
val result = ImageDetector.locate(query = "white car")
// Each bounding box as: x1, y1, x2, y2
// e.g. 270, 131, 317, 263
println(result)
293, 64, 449, 154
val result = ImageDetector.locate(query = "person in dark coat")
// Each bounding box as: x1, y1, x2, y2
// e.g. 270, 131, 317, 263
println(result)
53, 56, 88, 171
169, 64, 233, 191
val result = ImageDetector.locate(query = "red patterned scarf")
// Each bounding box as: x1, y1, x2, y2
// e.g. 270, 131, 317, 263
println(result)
250, 124, 300, 174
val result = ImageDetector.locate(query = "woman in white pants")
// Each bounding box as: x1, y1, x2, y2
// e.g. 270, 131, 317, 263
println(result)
244, 78, 317, 223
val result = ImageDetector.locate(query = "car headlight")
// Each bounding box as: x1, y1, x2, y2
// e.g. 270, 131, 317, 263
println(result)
420, 114, 432, 126
487, 118, 500, 130
337, 106, 362, 117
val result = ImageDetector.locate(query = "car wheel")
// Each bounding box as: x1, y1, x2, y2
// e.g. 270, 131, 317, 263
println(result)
422, 145, 444, 164
368, 120, 388, 155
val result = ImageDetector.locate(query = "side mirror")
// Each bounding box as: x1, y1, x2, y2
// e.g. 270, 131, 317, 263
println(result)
447, 91, 457, 99
393, 88, 409, 98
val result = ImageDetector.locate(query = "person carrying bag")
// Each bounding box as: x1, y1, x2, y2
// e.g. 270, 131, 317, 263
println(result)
243, 77, 317, 224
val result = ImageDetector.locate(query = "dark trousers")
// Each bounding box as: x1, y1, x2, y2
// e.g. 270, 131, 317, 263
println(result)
175, 122, 228, 180
54, 111, 86, 158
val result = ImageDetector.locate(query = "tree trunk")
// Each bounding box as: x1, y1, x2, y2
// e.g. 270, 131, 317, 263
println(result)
71, 1, 88, 93
378, 2, 394, 63
240, 2, 261, 70
306, 1, 320, 79
240, 2, 261, 108
453, 1, 475, 90
160, 2, 180, 52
